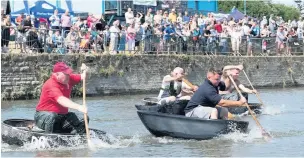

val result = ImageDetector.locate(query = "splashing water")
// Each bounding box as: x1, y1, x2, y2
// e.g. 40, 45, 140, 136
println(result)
88, 131, 142, 149
262, 104, 285, 115
150, 137, 191, 144
1, 131, 146, 152
218, 126, 265, 143
30, 136, 51, 149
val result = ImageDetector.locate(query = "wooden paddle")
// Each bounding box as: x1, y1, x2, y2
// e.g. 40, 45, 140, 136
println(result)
182, 78, 196, 89
182, 78, 235, 119
228, 75, 271, 140
82, 69, 93, 147
242, 70, 265, 106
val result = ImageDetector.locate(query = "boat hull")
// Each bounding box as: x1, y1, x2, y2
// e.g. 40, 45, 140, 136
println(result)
142, 97, 262, 115
143, 97, 159, 105
137, 110, 249, 140
1, 119, 110, 147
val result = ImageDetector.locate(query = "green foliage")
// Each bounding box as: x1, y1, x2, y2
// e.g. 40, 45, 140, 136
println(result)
176, 54, 191, 61
71, 84, 83, 98
99, 65, 116, 76
117, 70, 124, 77
39, 69, 52, 83
218, 1, 300, 21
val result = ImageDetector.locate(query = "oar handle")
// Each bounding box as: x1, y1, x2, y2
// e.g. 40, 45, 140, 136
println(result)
228, 75, 271, 138
182, 78, 196, 89
82, 70, 91, 143
242, 70, 265, 106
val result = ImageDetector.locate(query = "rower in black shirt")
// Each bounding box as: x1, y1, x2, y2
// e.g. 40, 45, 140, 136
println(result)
184, 68, 247, 119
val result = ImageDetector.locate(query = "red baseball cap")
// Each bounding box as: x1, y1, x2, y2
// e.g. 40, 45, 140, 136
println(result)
53, 62, 73, 75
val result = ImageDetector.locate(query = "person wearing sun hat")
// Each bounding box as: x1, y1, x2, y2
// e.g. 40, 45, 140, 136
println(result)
34, 62, 89, 134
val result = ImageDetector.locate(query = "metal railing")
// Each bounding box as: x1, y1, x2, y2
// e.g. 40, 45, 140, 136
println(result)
1, 26, 304, 56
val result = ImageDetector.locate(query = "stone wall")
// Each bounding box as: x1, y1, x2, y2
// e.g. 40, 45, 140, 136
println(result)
1, 54, 304, 100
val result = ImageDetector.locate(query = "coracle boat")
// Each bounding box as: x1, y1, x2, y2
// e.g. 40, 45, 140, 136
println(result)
1, 119, 111, 147
142, 97, 159, 105
142, 97, 262, 115
136, 110, 249, 140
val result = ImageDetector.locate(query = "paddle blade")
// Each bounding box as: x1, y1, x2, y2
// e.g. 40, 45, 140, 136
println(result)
87, 139, 95, 149
262, 130, 272, 141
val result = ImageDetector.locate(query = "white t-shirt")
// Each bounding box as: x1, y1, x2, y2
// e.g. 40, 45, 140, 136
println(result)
242, 25, 250, 35
197, 18, 204, 26
135, 17, 141, 24
177, 16, 183, 23
154, 15, 162, 25
125, 12, 134, 24
109, 26, 120, 38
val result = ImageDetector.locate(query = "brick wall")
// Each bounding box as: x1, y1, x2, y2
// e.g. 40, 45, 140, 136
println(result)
1, 54, 304, 100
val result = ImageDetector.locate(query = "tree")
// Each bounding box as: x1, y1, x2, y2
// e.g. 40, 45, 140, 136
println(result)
218, 0, 300, 20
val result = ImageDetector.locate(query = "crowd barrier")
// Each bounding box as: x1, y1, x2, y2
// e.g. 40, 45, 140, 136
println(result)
1, 26, 304, 56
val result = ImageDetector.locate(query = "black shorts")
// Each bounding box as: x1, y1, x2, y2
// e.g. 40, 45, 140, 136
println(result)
135, 41, 140, 46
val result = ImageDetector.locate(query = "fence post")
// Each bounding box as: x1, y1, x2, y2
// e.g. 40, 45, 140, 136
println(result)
167, 40, 169, 55
95, 35, 97, 53
43, 28, 47, 53
286, 40, 288, 56
302, 38, 304, 56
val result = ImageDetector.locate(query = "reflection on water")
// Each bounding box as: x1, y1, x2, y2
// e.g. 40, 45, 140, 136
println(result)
2, 88, 304, 157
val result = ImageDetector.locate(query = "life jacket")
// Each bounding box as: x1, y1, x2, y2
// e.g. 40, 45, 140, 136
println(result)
168, 81, 181, 97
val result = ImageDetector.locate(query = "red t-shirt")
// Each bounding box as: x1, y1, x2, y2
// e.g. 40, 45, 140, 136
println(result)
36, 74, 81, 114
214, 24, 222, 33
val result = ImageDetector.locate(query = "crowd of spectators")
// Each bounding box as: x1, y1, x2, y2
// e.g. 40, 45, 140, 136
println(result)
1, 7, 303, 55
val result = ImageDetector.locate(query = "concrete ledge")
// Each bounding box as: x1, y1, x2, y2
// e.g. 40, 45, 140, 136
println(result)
2, 53, 304, 100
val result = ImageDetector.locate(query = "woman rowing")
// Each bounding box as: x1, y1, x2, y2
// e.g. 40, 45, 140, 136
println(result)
220, 64, 257, 101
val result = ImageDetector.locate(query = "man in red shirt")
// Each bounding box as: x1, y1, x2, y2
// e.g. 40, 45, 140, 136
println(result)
34, 62, 89, 134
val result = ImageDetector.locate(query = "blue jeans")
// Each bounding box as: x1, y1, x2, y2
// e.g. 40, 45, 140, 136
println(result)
220, 39, 228, 54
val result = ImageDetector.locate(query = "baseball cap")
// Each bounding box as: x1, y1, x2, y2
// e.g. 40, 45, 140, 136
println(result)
53, 62, 73, 75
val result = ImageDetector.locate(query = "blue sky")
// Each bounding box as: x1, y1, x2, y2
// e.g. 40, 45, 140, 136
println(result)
272, 0, 296, 6
9, 0, 299, 15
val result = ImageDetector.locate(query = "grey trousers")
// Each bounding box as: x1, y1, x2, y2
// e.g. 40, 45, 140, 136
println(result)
185, 106, 228, 119
34, 111, 89, 134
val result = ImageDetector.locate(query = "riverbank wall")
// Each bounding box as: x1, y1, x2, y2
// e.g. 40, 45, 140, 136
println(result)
1, 54, 304, 100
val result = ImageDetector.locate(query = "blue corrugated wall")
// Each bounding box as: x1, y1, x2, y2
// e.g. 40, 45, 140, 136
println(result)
187, 0, 218, 13
100, 0, 218, 14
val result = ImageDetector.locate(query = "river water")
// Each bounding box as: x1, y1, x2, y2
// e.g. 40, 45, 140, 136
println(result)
2, 87, 304, 157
